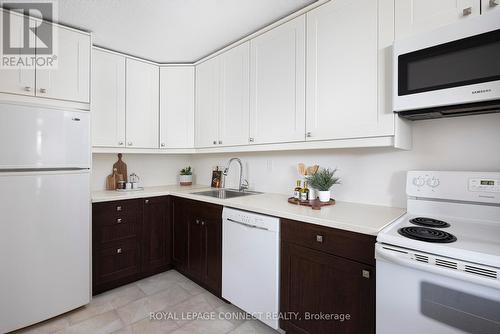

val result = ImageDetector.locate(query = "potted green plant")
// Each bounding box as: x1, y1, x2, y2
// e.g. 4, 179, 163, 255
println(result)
179, 166, 193, 186
305, 168, 341, 202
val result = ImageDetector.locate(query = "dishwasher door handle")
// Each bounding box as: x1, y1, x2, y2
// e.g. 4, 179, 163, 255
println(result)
226, 218, 269, 231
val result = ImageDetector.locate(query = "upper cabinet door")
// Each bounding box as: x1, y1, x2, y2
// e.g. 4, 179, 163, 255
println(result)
0, 12, 36, 96
306, 0, 394, 141
36, 24, 90, 103
159, 66, 195, 149
249, 16, 306, 145
482, 0, 500, 14
395, 0, 481, 40
218, 42, 250, 147
91, 49, 126, 148
125, 59, 159, 149
195, 57, 220, 148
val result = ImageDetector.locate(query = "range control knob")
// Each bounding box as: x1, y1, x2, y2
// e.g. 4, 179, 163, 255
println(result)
427, 177, 440, 188
413, 177, 425, 187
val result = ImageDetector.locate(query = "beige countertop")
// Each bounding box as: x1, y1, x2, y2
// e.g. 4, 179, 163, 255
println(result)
92, 185, 406, 236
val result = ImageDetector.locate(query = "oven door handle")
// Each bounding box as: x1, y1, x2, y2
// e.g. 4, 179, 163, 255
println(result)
375, 244, 500, 290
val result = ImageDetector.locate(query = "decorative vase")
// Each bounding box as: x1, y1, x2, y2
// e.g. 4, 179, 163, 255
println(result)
179, 174, 193, 186
318, 190, 331, 203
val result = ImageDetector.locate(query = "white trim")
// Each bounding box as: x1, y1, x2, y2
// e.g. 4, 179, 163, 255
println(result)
0, 93, 90, 111
92, 134, 411, 155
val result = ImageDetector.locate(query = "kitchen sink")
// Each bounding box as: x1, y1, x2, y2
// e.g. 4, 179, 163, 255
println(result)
192, 189, 262, 199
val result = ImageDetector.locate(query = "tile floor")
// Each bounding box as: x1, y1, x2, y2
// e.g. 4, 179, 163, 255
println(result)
13, 270, 280, 334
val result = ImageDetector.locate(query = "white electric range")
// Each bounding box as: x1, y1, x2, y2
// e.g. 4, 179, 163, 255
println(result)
376, 171, 500, 334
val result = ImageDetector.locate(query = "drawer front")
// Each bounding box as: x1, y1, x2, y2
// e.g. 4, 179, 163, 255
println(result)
93, 199, 141, 225
94, 220, 140, 245
281, 219, 376, 266
93, 239, 140, 284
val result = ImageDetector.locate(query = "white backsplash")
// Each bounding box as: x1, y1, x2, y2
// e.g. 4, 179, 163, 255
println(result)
91, 114, 500, 208
191, 114, 500, 208
91, 154, 193, 191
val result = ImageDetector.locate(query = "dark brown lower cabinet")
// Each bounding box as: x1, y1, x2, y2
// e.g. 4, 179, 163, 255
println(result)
172, 197, 222, 296
92, 196, 171, 294
280, 219, 376, 334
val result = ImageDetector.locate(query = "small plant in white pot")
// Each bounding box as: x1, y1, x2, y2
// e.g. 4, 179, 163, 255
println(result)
306, 168, 341, 202
179, 166, 193, 186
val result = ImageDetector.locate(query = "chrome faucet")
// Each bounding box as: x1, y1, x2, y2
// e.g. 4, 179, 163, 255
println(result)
223, 158, 248, 191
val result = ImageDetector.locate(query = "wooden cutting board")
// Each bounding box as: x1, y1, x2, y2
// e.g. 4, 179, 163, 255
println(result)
113, 154, 128, 182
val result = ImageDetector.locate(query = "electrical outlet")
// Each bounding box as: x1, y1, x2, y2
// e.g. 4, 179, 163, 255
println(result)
267, 159, 273, 172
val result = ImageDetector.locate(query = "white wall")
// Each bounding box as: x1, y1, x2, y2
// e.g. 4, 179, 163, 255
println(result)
91, 154, 192, 191
191, 114, 500, 208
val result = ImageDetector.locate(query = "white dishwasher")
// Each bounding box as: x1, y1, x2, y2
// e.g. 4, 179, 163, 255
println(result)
222, 207, 280, 330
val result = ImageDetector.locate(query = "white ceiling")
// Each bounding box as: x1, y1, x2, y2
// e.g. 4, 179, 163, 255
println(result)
56, 0, 316, 63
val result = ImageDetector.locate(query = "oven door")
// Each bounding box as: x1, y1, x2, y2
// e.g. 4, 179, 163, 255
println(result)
376, 244, 500, 334
393, 11, 500, 114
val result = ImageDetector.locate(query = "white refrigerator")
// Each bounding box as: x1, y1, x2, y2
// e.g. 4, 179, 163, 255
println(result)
0, 103, 91, 333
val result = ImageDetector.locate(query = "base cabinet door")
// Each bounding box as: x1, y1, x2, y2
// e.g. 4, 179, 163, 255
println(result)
172, 198, 222, 296
281, 242, 375, 334
142, 197, 171, 275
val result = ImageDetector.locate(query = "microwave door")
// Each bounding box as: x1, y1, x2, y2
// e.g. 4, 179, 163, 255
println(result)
0, 104, 90, 170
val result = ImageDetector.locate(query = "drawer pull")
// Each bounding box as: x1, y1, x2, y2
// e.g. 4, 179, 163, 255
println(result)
116, 248, 122, 254
201, 221, 205, 226
116, 218, 122, 224
116, 206, 122, 212
316, 235, 323, 243
362, 270, 370, 279
462, 6, 472, 16
196, 219, 200, 225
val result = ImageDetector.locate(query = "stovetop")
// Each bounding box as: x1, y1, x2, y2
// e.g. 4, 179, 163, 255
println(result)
378, 213, 500, 268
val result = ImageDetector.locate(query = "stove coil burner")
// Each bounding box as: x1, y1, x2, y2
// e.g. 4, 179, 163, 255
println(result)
410, 217, 450, 228
398, 227, 457, 243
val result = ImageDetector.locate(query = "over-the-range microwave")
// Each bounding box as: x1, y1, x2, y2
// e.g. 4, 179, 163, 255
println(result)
393, 10, 500, 120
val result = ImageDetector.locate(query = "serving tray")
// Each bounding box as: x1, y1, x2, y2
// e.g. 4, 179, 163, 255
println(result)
288, 197, 335, 210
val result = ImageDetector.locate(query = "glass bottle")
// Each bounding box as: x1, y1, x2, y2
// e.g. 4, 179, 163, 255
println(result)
300, 181, 310, 201
293, 180, 302, 199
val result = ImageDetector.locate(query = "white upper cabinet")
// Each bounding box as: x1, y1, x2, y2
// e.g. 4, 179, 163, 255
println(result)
159, 66, 195, 149
0, 13, 35, 96
36, 23, 91, 103
482, 0, 500, 14
306, 0, 394, 141
195, 57, 220, 148
218, 42, 250, 147
91, 49, 126, 148
395, 0, 481, 40
249, 16, 306, 145
125, 59, 159, 149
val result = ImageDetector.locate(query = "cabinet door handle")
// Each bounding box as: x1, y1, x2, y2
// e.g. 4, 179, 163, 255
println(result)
118, 141, 124, 146
39, 88, 47, 93
160, 143, 165, 147
316, 235, 323, 243
116, 218, 122, 224
362, 270, 370, 279
127, 142, 133, 146
116, 248, 122, 254
24, 86, 32, 92
201, 221, 205, 226
196, 219, 200, 225
306, 132, 312, 138
462, 7, 472, 16
213, 140, 217, 145
249, 137, 254, 143
490, 0, 498, 7
145, 199, 149, 204
116, 206, 122, 211
218, 140, 222, 145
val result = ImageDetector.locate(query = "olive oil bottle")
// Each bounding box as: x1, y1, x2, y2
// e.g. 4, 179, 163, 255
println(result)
300, 181, 310, 201
293, 180, 302, 199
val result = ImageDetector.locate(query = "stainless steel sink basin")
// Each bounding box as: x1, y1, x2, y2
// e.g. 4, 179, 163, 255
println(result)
192, 189, 262, 199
